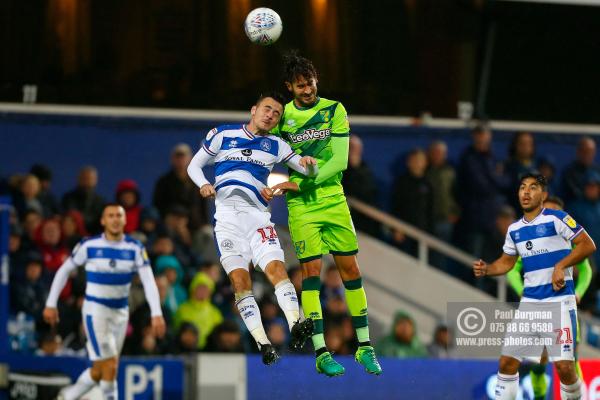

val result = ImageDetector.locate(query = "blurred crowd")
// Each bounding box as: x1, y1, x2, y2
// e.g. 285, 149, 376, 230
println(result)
5, 125, 600, 360
342, 127, 600, 316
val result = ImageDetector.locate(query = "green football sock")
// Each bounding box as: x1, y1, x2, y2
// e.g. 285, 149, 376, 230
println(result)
302, 276, 326, 352
343, 278, 370, 344
530, 364, 547, 399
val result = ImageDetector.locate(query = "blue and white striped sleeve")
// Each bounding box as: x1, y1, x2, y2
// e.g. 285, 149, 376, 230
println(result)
554, 213, 584, 241
201, 127, 223, 156
503, 230, 517, 256
135, 244, 151, 270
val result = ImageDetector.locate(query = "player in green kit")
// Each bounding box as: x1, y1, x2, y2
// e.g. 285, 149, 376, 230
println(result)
506, 195, 591, 400
263, 52, 382, 377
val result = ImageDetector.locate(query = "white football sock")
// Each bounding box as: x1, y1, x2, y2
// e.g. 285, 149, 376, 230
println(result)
274, 279, 300, 331
495, 372, 519, 400
236, 292, 270, 347
100, 380, 118, 400
62, 368, 96, 400
560, 378, 582, 400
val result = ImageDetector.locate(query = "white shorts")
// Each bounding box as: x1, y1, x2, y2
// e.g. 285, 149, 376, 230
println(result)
501, 297, 577, 363
82, 306, 128, 361
214, 206, 284, 274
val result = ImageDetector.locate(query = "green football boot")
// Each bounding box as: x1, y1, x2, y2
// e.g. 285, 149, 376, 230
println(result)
315, 352, 345, 377
355, 346, 382, 375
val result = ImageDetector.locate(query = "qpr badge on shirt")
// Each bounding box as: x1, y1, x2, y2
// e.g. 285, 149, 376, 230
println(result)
260, 139, 271, 152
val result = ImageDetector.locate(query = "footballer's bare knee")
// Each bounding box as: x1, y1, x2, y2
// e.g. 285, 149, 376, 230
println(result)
264, 260, 289, 286
301, 259, 322, 278
333, 255, 361, 281
498, 356, 520, 375
554, 361, 577, 384
228, 268, 252, 293
96, 357, 118, 381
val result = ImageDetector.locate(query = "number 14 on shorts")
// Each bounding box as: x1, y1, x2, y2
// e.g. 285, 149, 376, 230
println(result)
257, 227, 278, 243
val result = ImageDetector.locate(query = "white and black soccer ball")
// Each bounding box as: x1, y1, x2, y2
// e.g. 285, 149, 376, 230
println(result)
244, 8, 282, 46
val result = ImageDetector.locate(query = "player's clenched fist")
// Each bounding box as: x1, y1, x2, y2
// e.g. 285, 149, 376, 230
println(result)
199, 184, 216, 198
473, 259, 487, 277
43, 307, 59, 326
551, 266, 566, 291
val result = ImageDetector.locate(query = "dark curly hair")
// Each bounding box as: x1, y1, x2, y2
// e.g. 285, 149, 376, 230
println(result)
282, 50, 318, 83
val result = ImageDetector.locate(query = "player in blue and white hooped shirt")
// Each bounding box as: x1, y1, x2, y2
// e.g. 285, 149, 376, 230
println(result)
473, 173, 595, 400
187, 92, 317, 365
44, 204, 165, 400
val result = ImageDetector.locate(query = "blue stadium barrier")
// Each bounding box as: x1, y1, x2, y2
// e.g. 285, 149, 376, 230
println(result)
4, 353, 555, 399
6, 354, 185, 399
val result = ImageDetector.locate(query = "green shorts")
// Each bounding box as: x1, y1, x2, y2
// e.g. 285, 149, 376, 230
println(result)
288, 193, 359, 262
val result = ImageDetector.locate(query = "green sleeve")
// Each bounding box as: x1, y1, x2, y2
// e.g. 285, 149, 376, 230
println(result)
506, 257, 524, 297
313, 135, 349, 185
575, 257, 593, 299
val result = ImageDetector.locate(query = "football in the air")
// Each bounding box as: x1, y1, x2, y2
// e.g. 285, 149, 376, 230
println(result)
244, 8, 282, 46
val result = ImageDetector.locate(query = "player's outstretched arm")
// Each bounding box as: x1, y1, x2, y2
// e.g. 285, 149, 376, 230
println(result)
138, 266, 166, 338
286, 155, 318, 177
44, 258, 79, 325
473, 253, 518, 278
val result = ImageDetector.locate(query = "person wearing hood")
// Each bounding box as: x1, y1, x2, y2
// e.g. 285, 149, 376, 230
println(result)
155, 255, 187, 315
174, 272, 223, 349
376, 311, 427, 358
115, 179, 142, 234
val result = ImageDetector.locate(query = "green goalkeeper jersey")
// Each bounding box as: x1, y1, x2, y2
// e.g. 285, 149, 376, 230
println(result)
274, 97, 350, 206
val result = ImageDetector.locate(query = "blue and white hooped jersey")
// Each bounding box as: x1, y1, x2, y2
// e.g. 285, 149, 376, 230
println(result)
503, 208, 585, 302
201, 124, 299, 209
70, 234, 150, 312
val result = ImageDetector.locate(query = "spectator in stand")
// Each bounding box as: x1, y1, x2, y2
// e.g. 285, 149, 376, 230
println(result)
115, 179, 143, 234
13, 174, 45, 219
376, 311, 427, 358
505, 131, 537, 210
34, 218, 70, 299
426, 141, 459, 244
10, 252, 48, 321
562, 137, 600, 204
61, 166, 106, 233
35, 218, 69, 274
427, 324, 455, 358
9, 225, 28, 278
341, 135, 381, 237
569, 172, 600, 269
174, 322, 200, 354
138, 207, 161, 246
205, 321, 245, 353
390, 148, 433, 256
481, 205, 517, 265
538, 156, 558, 195
30, 164, 60, 216
21, 209, 43, 252
163, 205, 198, 267
130, 275, 174, 335
150, 234, 176, 262
155, 255, 188, 316
60, 210, 88, 250
456, 124, 509, 257
153, 143, 208, 230
174, 272, 223, 349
